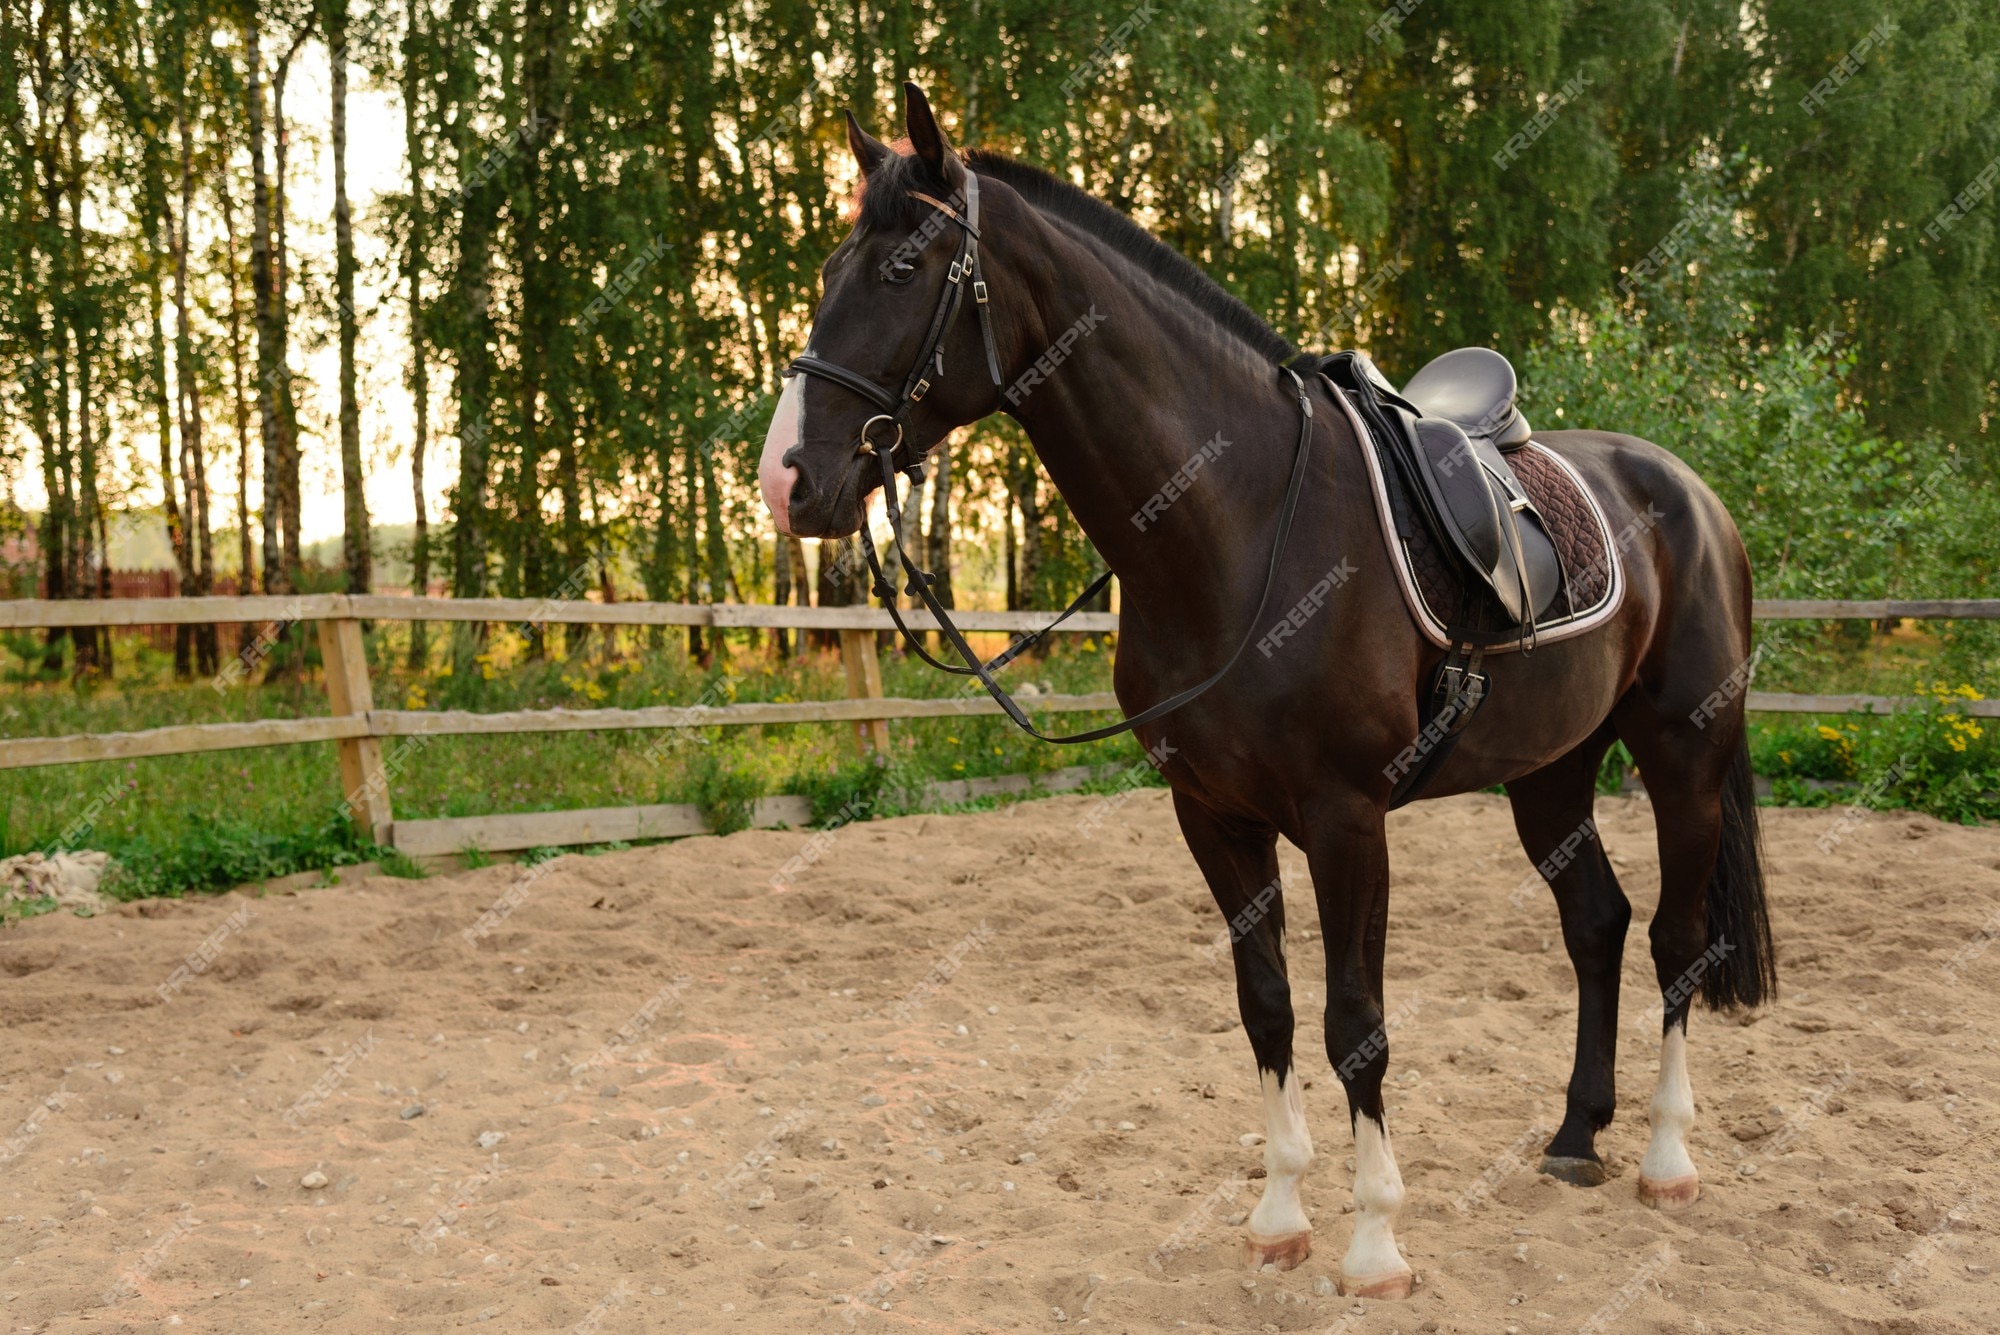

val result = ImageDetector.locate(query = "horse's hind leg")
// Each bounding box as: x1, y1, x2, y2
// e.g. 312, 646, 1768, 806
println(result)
1615, 693, 1777, 1211
1172, 790, 1313, 1270
1503, 721, 1629, 1186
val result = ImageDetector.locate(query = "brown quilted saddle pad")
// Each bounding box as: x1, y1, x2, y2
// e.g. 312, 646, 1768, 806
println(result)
1352, 429, 1626, 652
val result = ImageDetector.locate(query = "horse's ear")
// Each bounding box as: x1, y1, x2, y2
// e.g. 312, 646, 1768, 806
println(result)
903, 82, 964, 186
845, 110, 892, 178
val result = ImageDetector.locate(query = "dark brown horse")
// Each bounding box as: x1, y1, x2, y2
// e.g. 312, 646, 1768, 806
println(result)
760, 85, 1775, 1298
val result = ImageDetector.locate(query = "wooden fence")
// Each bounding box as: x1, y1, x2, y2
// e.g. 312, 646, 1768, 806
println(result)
1, 594, 1994, 856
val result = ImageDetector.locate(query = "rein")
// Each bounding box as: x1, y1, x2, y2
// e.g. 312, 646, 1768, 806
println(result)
787, 173, 1319, 745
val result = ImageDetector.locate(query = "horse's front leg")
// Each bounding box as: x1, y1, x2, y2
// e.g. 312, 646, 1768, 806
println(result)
1307, 795, 1414, 1299
1171, 790, 1314, 1270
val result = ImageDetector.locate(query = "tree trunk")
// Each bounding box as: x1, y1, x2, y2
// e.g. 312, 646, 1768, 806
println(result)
447, 0, 496, 603
772, 534, 792, 658
272, 28, 310, 589
146, 147, 191, 678
244, 14, 284, 595
329, 0, 370, 593
1010, 445, 1042, 611
645, 446, 680, 652
220, 167, 257, 638
814, 534, 858, 652
63, 71, 104, 674
75, 326, 105, 675
405, 0, 429, 664
35, 325, 69, 675
173, 76, 216, 675
555, 429, 586, 657
700, 450, 731, 659
926, 442, 953, 610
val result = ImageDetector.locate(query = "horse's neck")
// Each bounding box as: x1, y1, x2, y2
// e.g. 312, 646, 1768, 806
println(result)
1002, 251, 1306, 637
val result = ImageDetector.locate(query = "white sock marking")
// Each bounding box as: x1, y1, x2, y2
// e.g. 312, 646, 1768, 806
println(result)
1343, 1114, 1410, 1282
1247, 1068, 1313, 1238
1640, 1023, 1697, 1183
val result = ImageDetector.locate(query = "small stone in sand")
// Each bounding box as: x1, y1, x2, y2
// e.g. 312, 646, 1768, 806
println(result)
399, 1105, 425, 1120
476, 1131, 506, 1149
300, 1171, 329, 1189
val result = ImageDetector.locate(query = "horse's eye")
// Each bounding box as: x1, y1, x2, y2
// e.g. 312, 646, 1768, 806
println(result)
883, 258, 916, 284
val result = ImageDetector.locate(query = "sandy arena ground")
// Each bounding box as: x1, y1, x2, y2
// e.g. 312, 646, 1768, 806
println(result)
0, 789, 1997, 1333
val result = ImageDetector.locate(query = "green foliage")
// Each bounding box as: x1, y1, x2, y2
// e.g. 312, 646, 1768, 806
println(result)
99, 815, 370, 900
374, 845, 429, 880
687, 747, 765, 837
1751, 686, 1999, 824
1596, 741, 1635, 797
790, 755, 894, 827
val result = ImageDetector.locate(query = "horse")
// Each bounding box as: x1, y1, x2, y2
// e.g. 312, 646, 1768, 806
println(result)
758, 83, 1777, 1299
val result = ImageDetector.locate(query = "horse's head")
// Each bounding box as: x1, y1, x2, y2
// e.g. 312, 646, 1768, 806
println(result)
761, 84, 1006, 538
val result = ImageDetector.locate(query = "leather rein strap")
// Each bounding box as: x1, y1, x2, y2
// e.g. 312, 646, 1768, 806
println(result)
786, 173, 1321, 745
859, 370, 1317, 744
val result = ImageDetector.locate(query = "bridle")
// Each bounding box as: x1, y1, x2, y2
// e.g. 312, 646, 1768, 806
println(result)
787, 172, 1004, 475
784, 169, 1321, 745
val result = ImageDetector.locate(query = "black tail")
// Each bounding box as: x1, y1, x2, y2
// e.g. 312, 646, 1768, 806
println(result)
1700, 736, 1778, 1010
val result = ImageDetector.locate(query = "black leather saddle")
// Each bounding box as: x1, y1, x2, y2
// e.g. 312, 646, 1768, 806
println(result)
1317, 348, 1561, 634
1403, 346, 1534, 452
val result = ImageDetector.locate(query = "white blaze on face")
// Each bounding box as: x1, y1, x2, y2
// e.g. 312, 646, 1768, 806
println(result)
760, 375, 806, 536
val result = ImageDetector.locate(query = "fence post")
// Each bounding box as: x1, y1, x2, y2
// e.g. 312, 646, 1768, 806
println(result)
838, 627, 892, 755
318, 606, 393, 845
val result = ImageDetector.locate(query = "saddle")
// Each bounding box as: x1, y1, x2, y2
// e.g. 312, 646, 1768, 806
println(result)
1302, 346, 1580, 808
1316, 348, 1562, 637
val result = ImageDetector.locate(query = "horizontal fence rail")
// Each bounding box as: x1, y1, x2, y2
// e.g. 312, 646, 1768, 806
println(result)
0, 594, 1120, 633
5, 593, 1993, 630
1751, 598, 2000, 621
1, 595, 1992, 856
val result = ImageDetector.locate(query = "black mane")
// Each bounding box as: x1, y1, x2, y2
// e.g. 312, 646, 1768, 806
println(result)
857, 149, 1295, 367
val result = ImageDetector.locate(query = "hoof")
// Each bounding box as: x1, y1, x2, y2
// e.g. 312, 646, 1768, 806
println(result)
1637, 1172, 1700, 1211
1338, 1267, 1414, 1300
1243, 1229, 1311, 1271
1541, 1154, 1610, 1187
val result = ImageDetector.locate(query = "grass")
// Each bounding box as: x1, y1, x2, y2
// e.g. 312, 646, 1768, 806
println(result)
1, 618, 1992, 904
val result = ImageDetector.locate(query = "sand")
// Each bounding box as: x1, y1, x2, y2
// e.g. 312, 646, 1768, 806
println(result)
0, 789, 1996, 1333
